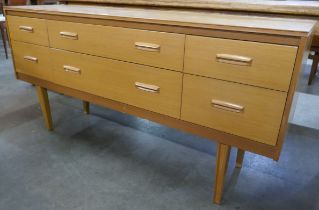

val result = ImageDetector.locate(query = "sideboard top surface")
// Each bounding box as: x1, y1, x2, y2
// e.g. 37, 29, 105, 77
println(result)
57, 0, 319, 17
5, 4, 316, 37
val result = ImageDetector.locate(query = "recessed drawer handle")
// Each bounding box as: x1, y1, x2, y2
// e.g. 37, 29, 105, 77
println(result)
19, 26, 33, 33
63, 65, 81, 74
211, 99, 244, 113
135, 42, 160, 52
135, 82, 160, 93
216, 54, 253, 66
60, 31, 78, 40
23, 56, 38, 62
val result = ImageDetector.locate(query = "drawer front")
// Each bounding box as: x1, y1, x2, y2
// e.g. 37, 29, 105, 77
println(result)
7, 16, 48, 46
184, 36, 297, 91
12, 41, 52, 81
50, 49, 182, 118
47, 20, 185, 71
181, 75, 287, 145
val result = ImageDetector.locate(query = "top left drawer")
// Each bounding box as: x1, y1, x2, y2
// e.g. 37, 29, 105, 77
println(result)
6, 16, 48, 46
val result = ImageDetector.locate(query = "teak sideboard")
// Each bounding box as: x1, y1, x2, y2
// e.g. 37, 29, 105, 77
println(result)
4, 4, 316, 204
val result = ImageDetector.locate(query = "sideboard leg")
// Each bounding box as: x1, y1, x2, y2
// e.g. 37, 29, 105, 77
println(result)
213, 143, 231, 204
83, 101, 90, 114
308, 51, 319, 85
36, 86, 53, 131
235, 149, 245, 168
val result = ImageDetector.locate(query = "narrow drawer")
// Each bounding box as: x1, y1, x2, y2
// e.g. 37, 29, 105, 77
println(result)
181, 75, 287, 145
7, 16, 48, 46
11, 41, 52, 81
47, 20, 185, 71
50, 49, 182, 118
184, 36, 297, 91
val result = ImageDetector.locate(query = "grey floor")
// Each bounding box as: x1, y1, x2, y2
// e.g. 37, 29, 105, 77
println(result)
1, 37, 319, 210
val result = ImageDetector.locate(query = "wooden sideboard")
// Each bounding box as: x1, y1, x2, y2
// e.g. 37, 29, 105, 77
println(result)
4, 4, 315, 204
61, 0, 319, 85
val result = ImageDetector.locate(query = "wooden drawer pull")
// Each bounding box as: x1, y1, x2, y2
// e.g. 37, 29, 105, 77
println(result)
135, 82, 160, 93
211, 99, 244, 113
23, 56, 38, 62
135, 42, 160, 52
60, 31, 78, 40
216, 54, 253, 66
19, 26, 33, 33
63, 65, 81, 74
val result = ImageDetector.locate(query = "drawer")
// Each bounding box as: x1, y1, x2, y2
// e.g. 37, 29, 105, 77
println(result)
47, 20, 185, 71
7, 16, 48, 46
50, 49, 182, 118
181, 75, 287, 145
184, 36, 297, 91
11, 41, 52, 81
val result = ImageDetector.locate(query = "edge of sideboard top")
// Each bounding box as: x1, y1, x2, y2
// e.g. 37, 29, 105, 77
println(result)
58, 0, 319, 17
4, 4, 317, 37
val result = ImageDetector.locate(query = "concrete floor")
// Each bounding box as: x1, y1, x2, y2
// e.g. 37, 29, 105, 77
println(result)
1, 38, 319, 210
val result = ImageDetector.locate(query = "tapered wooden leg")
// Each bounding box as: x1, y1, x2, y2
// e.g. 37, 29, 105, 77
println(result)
83, 101, 90, 114
213, 143, 231, 204
308, 51, 319, 85
36, 86, 53, 131
235, 149, 245, 168
0, 22, 8, 59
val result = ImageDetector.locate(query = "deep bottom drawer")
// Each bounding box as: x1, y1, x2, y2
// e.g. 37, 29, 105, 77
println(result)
181, 74, 287, 145
50, 49, 183, 118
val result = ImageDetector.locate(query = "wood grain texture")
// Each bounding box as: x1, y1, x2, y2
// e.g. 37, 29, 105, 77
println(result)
5, 4, 311, 159
17, 73, 277, 159
4, 4, 314, 204
6, 16, 49, 46
59, 0, 319, 44
213, 143, 230, 204
4, 5, 316, 37
5, 11, 302, 46
59, 0, 319, 39
36, 86, 53, 131
47, 20, 185, 71
274, 36, 311, 160
11, 41, 53, 81
181, 74, 287, 146
50, 48, 183, 118
60, 0, 319, 17
185, 35, 297, 91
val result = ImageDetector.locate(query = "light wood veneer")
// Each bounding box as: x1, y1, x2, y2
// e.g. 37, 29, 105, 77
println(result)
7, 16, 49, 46
11, 41, 52, 81
181, 74, 287, 145
4, 4, 315, 205
50, 48, 183, 118
4, 5, 315, 37
59, 0, 319, 17
47, 20, 185, 71
185, 36, 297, 91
